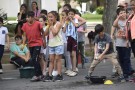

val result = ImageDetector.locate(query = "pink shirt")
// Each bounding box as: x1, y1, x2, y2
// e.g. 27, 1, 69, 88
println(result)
22, 21, 43, 47
33, 10, 40, 17
130, 15, 135, 40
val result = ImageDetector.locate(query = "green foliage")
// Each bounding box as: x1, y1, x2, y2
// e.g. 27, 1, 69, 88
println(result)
96, 6, 104, 14
4, 24, 16, 37
58, 2, 61, 10
82, 13, 102, 21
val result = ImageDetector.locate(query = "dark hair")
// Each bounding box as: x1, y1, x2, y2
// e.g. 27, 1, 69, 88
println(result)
40, 9, 48, 15
95, 24, 104, 34
116, 8, 126, 15
32, 1, 38, 10
27, 11, 35, 17
68, 8, 76, 14
63, 4, 71, 10
15, 35, 22, 40
0, 17, 3, 23
40, 16, 47, 21
62, 10, 69, 16
20, 4, 27, 10
48, 11, 60, 21
77, 13, 81, 17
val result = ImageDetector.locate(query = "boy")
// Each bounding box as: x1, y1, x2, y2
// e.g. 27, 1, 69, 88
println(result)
22, 11, 46, 81
0, 17, 10, 74
63, 9, 79, 76
10, 35, 32, 67
85, 24, 125, 82
111, 8, 134, 80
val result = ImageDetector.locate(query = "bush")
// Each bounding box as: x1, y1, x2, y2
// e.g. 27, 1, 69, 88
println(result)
4, 24, 16, 37
96, 6, 104, 14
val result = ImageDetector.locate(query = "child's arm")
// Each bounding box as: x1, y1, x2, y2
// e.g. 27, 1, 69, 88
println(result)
111, 26, 116, 39
62, 22, 68, 33
6, 34, 10, 50
22, 32, 26, 45
77, 16, 86, 27
41, 28, 46, 48
69, 17, 79, 27
50, 22, 62, 36
98, 43, 109, 60
94, 43, 98, 59
25, 51, 30, 62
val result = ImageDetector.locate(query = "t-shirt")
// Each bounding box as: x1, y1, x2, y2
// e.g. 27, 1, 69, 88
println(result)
21, 21, 43, 47
10, 44, 29, 59
77, 23, 87, 42
94, 33, 114, 54
66, 18, 78, 40
0, 26, 8, 45
48, 22, 63, 47
115, 20, 130, 47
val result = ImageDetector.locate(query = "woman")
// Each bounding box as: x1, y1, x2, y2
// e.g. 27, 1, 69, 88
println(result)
32, 1, 40, 20
15, 4, 27, 36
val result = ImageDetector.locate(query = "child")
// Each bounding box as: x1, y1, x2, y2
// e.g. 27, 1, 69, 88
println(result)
61, 10, 72, 74
63, 9, 79, 77
111, 8, 134, 80
85, 24, 125, 82
0, 17, 10, 74
76, 13, 87, 69
22, 11, 45, 82
10, 35, 32, 67
43, 11, 64, 81
39, 16, 48, 76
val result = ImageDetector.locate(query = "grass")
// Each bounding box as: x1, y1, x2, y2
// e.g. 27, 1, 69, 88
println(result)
7, 17, 17, 21
82, 13, 102, 22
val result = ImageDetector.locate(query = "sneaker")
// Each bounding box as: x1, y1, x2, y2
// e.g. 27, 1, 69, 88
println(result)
0, 69, 3, 74
67, 71, 77, 77
52, 70, 58, 76
54, 74, 64, 81
64, 70, 71, 74
76, 68, 79, 72
111, 72, 119, 78
30, 76, 40, 82
85, 75, 91, 80
43, 75, 53, 82
118, 76, 126, 83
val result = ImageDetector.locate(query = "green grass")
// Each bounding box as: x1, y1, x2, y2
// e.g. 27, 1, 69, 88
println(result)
7, 17, 17, 21
82, 13, 102, 22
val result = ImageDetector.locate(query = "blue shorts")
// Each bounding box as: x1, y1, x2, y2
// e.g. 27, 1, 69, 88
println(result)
49, 45, 64, 55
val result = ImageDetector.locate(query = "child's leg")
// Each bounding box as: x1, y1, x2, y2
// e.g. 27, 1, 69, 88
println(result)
39, 53, 47, 75
48, 54, 55, 76
0, 45, 4, 70
71, 51, 77, 71
88, 59, 101, 75
29, 46, 42, 77
55, 55, 62, 75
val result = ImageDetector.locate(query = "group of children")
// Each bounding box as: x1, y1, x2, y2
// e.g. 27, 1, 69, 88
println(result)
1, 1, 135, 83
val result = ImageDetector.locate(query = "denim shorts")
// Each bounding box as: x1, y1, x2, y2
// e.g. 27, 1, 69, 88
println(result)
49, 45, 64, 55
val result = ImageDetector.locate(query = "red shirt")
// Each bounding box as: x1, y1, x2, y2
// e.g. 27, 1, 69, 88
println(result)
22, 21, 43, 47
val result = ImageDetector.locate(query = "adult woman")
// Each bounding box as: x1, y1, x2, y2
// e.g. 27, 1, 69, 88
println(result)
32, 1, 40, 20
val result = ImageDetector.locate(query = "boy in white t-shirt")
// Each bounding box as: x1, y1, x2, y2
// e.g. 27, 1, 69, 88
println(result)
0, 17, 10, 74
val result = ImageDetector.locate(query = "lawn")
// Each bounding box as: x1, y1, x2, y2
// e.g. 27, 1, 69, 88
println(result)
82, 13, 102, 22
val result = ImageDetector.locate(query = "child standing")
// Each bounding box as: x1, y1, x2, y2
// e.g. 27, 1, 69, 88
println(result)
0, 17, 10, 74
43, 11, 64, 81
76, 13, 87, 69
63, 9, 79, 77
22, 11, 45, 81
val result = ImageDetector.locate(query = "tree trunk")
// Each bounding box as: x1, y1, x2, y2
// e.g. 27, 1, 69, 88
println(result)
103, 0, 118, 34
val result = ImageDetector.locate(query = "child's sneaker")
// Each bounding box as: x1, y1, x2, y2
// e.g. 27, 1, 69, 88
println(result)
118, 76, 126, 83
85, 75, 91, 80
67, 71, 77, 77
43, 75, 53, 82
111, 72, 119, 78
54, 74, 64, 81
30, 76, 40, 82
0, 69, 3, 74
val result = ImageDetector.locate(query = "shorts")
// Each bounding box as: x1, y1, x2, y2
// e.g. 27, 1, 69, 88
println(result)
67, 36, 77, 52
49, 45, 64, 55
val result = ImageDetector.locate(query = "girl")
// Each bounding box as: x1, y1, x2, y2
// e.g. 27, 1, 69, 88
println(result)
39, 16, 47, 77
43, 11, 64, 81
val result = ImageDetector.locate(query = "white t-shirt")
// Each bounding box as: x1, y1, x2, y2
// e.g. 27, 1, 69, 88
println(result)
0, 26, 8, 45
40, 26, 47, 54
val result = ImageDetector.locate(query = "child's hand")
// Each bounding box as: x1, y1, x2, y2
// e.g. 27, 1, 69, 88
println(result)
98, 55, 103, 60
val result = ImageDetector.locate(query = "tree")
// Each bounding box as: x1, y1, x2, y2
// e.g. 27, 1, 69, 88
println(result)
103, 0, 118, 34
